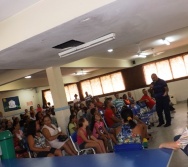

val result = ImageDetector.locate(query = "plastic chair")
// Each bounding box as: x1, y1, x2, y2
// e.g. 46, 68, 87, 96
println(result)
70, 132, 95, 155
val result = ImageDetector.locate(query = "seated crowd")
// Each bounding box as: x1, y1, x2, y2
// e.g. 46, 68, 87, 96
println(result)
0, 90, 178, 159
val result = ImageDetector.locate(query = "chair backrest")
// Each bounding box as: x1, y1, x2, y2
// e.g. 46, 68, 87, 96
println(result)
71, 132, 77, 143
69, 132, 80, 153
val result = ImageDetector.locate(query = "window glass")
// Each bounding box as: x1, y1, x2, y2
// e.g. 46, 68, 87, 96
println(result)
170, 57, 187, 79
156, 60, 173, 80
90, 78, 103, 96
143, 63, 157, 85
110, 72, 125, 91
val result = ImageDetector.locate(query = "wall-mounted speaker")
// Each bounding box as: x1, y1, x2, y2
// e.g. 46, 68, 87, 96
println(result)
132, 60, 136, 65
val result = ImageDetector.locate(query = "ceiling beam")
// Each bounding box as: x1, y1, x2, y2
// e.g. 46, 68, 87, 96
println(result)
61, 57, 132, 68
0, 69, 43, 86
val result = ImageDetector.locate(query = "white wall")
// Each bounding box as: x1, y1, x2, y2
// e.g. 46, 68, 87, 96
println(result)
0, 89, 39, 119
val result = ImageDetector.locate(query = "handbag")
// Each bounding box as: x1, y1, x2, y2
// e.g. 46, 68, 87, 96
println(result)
57, 135, 68, 142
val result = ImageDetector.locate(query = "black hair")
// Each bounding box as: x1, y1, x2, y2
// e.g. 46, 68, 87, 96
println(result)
90, 108, 96, 116
27, 120, 37, 137
78, 117, 85, 128
51, 107, 55, 116
78, 117, 92, 137
121, 107, 136, 129
104, 98, 111, 108
35, 112, 42, 121
122, 94, 127, 99
12, 121, 19, 130
20, 114, 24, 119
43, 115, 52, 122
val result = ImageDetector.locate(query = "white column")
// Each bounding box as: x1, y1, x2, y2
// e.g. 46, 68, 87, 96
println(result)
46, 67, 70, 133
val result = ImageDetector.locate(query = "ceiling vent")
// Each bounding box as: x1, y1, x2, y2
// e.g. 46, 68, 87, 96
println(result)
53, 40, 84, 49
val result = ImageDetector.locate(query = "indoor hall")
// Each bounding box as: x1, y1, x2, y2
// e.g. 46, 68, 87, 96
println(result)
1, 0, 188, 166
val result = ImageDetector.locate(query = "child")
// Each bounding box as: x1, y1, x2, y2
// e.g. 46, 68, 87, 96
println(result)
77, 118, 106, 154
93, 113, 117, 151
12, 122, 29, 158
68, 114, 77, 135
121, 107, 150, 140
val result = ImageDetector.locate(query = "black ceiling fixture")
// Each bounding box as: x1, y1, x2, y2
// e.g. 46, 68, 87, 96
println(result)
53, 40, 84, 49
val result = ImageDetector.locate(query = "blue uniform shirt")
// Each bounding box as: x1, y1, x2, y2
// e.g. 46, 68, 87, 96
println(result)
152, 78, 167, 99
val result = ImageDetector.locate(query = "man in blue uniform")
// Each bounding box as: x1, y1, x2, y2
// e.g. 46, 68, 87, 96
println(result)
151, 73, 171, 127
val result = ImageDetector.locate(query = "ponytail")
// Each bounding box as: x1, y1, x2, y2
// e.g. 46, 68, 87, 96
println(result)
121, 107, 136, 129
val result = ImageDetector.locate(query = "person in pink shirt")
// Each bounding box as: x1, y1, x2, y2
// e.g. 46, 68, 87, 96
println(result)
36, 104, 43, 112
77, 118, 106, 153
93, 113, 117, 151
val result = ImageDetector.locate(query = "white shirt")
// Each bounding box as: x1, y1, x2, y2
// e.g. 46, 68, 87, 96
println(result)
73, 98, 80, 104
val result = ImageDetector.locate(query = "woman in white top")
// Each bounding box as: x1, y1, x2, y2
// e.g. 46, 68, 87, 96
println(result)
27, 120, 62, 157
42, 115, 77, 155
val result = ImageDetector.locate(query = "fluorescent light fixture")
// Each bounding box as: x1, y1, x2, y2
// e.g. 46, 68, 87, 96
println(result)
107, 49, 113, 53
25, 76, 31, 79
59, 33, 115, 58
162, 38, 170, 45
138, 54, 146, 58
74, 72, 87, 76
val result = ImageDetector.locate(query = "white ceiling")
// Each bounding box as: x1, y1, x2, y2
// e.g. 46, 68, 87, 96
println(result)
1, 0, 188, 80
0, 0, 41, 22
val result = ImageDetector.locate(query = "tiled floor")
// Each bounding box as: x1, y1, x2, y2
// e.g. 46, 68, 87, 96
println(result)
149, 103, 187, 167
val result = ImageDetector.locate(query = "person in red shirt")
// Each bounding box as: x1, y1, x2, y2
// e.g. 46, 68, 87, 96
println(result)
104, 98, 121, 136
139, 89, 156, 110
36, 104, 43, 112
94, 97, 104, 111
139, 89, 158, 125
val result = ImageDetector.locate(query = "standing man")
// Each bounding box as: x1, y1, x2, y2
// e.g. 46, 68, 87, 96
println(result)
151, 73, 171, 127
73, 94, 80, 105
85, 91, 93, 107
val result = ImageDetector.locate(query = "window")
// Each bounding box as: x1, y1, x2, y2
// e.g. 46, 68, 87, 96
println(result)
43, 90, 54, 106
143, 60, 173, 85
100, 75, 114, 94
156, 60, 173, 81
90, 78, 103, 96
100, 72, 125, 93
42, 84, 79, 104
170, 57, 187, 79
183, 54, 188, 74
81, 72, 125, 96
143, 54, 188, 85
111, 72, 125, 92
143, 63, 157, 85
65, 84, 79, 102
81, 80, 93, 96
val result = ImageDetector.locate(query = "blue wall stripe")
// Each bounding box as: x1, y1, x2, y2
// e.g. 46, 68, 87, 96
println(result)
55, 106, 70, 112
